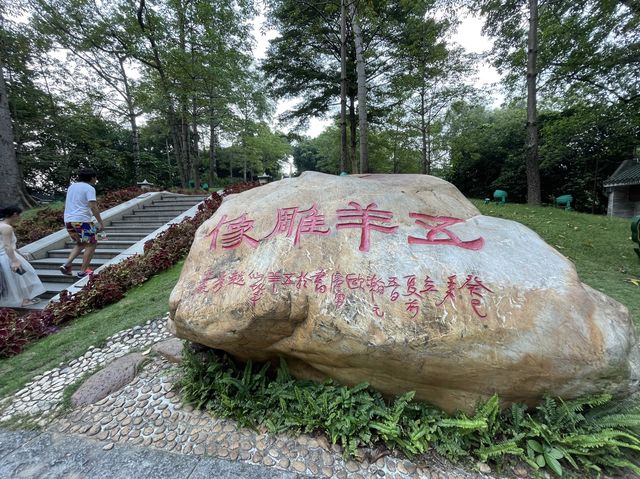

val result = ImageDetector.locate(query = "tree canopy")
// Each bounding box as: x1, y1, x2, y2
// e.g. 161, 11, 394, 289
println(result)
0, 0, 637, 214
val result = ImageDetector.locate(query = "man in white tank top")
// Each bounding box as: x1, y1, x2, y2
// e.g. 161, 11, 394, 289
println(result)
59, 169, 104, 278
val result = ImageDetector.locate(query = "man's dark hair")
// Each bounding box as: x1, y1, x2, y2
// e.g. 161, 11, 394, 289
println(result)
0, 205, 22, 219
77, 168, 97, 183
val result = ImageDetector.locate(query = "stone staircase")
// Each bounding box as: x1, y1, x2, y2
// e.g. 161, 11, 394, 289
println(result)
23, 193, 206, 310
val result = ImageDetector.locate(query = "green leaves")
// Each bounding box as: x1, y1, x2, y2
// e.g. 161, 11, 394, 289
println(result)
527, 439, 565, 476
179, 349, 640, 477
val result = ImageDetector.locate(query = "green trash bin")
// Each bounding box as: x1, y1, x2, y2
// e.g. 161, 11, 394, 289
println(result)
493, 190, 507, 205
554, 194, 573, 211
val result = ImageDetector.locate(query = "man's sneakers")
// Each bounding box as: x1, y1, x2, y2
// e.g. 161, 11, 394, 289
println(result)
76, 268, 94, 279
59, 264, 73, 276
60, 264, 94, 279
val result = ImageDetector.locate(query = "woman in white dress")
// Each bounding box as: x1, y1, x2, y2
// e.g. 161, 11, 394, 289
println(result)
0, 206, 46, 308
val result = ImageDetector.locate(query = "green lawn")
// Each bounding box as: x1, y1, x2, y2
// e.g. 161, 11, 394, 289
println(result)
20, 201, 64, 219
0, 262, 183, 399
472, 200, 640, 325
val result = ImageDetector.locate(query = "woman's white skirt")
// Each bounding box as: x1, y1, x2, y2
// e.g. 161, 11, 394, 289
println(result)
0, 253, 46, 308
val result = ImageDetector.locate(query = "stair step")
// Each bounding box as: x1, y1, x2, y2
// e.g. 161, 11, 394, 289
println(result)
104, 229, 159, 235
151, 201, 203, 208
31, 257, 110, 268
139, 206, 191, 216
48, 248, 122, 259
65, 240, 136, 250
128, 209, 184, 216
14, 301, 48, 312
109, 221, 165, 228
120, 215, 178, 222
159, 195, 206, 201
41, 282, 71, 294
30, 269, 84, 283
97, 234, 148, 241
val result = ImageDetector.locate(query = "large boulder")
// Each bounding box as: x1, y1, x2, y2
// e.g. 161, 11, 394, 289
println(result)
169, 172, 640, 412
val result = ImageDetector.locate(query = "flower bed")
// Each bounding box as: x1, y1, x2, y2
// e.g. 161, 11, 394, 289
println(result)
0, 182, 258, 358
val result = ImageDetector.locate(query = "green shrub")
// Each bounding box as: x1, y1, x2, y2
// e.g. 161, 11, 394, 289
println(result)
179, 346, 640, 477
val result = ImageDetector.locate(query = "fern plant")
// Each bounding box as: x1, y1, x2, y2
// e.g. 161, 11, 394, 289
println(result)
178, 345, 640, 478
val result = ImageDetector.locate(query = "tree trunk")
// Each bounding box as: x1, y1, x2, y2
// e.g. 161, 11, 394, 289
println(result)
242, 106, 248, 182
119, 56, 140, 181
420, 87, 427, 175
165, 138, 173, 185
349, 93, 358, 174
243, 154, 247, 181
392, 123, 399, 174
177, 1, 192, 187
349, 1, 369, 174
591, 156, 599, 214
169, 109, 186, 187
209, 116, 218, 186
137, 0, 187, 187
339, 0, 348, 174
0, 61, 33, 209
190, 98, 200, 189
426, 123, 432, 176
180, 104, 191, 186
526, 0, 541, 205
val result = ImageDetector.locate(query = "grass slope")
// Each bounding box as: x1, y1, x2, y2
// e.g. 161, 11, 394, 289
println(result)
473, 200, 640, 324
0, 262, 183, 399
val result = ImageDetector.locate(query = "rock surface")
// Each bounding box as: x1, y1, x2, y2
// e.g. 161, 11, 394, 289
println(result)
169, 172, 640, 412
71, 353, 145, 407
152, 338, 184, 364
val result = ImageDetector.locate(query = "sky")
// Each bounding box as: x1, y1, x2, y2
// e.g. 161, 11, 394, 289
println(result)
252, 12, 503, 139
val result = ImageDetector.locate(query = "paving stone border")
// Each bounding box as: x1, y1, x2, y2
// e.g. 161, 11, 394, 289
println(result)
7, 315, 630, 479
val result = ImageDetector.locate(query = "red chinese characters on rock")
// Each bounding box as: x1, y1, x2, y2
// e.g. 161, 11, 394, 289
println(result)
335, 202, 399, 252
195, 270, 225, 294
331, 272, 347, 308
459, 275, 494, 318
207, 214, 259, 250
405, 299, 420, 319
436, 275, 458, 307
205, 202, 484, 251
408, 214, 484, 250
249, 272, 266, 306
264, 204, 330, 246
194, 269, 494, 319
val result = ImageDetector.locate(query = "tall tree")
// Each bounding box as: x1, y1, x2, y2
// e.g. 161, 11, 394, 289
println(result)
0, 13, 34, 208
30, 0, 144, 180
339, 0, 348, 173
0, 61, 32, 208
389, 7, 473, 175
265, 0, 430, 173
470, 0, 542, 204
348, 0, 369, 173
525, 0, 540, 204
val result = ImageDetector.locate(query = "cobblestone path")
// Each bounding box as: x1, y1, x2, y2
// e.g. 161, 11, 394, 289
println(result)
1, 315, 511, 479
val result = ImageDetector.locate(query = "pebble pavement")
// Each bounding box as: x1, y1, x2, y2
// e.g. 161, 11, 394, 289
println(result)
0, 315, 525, 479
